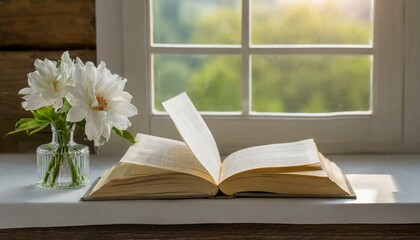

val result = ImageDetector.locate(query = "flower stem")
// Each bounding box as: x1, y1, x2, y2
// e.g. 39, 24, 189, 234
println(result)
42, 154, 57, 185
50, 148, 66, 186
69, 152, 81, 185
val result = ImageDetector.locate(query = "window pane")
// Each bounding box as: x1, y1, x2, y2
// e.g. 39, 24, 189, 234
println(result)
251, 55, 371, 113
251, 0, 373, 45
154, 54, 241, 112
152, 0, 241, 44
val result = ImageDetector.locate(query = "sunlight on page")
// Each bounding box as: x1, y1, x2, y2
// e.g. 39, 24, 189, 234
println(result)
120, 134, 214, 184
220, 139, 320, 183
162, 92, 222, 183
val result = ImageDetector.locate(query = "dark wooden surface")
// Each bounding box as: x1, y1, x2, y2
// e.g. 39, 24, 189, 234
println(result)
0, 0, 95, 50
1, 224, 420, 239
0, 0, 96, 152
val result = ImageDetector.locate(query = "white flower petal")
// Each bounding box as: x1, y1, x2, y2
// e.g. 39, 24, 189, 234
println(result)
52, 98, 63, 111
67, 106, 88, 122
73, 66, 86, 84
45, 59, 58, 75
85, 112, 103, 141
22, 97, 50, 110
97, 61, 106, 71
110, 100, 138, 117
27, 72, 39, 87
85, 62, 97, 82
117, 78, 127, 91
67, 86, 84, 105
118, 91, 133, 101
56, 79, 67, 92
28, 72, 50, 90
61, 51, 72, 64
108, 112, 131, 130
18, 87, 32, 95
102, 122, 111, 140
75, 57, 84, 66
97, 85, 115, 100
34, 59, 47, 75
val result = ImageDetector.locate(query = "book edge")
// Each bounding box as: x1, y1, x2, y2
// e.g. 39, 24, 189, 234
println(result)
81, 177, 356, 201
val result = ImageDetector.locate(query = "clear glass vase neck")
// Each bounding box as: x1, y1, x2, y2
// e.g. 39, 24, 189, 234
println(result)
51, 124, 76, 145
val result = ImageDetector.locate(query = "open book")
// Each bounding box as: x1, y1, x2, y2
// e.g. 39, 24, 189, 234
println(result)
83, 93, 355, 200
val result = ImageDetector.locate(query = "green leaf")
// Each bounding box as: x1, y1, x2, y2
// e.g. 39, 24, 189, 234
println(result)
4, 118, 48, 138
112, 127, 137, 144
28, 122, 50, 135
33, 106, 68, 129
15, 118, 36, 128
32, 107, 54, 123
112, 127, 123, 136
57, 99, 72, 114
18, 119, 42, 130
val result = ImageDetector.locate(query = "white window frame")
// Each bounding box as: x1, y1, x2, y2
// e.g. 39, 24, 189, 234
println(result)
96, 0, 420, 155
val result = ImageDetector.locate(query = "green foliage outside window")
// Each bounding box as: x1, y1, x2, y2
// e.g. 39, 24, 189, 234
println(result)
153, 0, 372, 113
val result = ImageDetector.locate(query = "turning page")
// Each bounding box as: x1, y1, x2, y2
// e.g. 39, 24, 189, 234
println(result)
162, 92, 222, 184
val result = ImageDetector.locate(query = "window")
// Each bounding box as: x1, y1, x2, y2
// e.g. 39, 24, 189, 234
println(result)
96, 0, 420, 155
152, 0, 373, 114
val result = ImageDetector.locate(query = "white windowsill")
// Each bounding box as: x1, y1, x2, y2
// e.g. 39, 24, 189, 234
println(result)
1, 154, 420, 229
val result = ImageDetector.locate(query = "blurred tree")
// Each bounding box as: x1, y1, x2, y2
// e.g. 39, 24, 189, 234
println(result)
188, 56, 241, 111
153, 0, 193, 44
154, 0, 372, 113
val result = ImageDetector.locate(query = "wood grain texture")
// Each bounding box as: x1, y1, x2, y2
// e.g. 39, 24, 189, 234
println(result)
0, 224, 419, 240
0, 0, 95, 50
0, 50, 96, 152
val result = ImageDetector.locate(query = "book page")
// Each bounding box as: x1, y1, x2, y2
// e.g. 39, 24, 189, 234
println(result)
162, 92, 221, 184
220, 139, 320, 183
120, 134, 215, 184
318, 153, 353, 195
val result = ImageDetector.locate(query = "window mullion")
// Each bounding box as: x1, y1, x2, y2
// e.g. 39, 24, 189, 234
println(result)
249, 46, 373, 55
150, 45, 241, 55
242, 0, 251, 116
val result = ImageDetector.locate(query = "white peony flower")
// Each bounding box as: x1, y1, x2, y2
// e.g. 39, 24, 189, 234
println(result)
19, 51, 74, 111
66, 61, 138, 144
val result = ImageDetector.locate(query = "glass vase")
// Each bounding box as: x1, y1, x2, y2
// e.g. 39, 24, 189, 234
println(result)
37, 124, 89, 188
